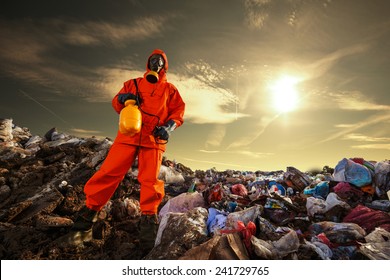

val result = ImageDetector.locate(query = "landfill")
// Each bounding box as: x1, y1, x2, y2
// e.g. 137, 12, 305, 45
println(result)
1, 118, 390, 260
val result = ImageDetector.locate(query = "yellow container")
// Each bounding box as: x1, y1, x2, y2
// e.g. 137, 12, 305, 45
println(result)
119, 100, 142, 136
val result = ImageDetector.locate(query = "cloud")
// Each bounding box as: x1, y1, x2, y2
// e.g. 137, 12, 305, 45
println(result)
0, 16, 169, 96
0, 26, 46, 64
182, 148, 274, 171
342, 133, 390, 142
226, 114, 279, 149
180, 156, 245, 169
334, 124, 356, 128
232, 150, 274, 159
199, 149, 272, 158
198, 149, 220, 154
342, 133, 390, 150
243, 0, 271, 29
185, 61, 226, 88
205, 125, 226, 148
331, 91, 390, 111
170, 73, 248, 124
352, 143, 390, 150
90, 68, 143, 102
304, 43, 370, 80
242, 0, 332, 30
318, 112, 390, 144
59, 17, 167, 46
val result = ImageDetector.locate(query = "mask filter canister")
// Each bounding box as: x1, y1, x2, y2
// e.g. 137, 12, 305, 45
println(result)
146, 71, 159, 83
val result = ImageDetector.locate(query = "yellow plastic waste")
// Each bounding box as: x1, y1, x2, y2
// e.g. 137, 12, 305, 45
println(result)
119, 99, 142, 136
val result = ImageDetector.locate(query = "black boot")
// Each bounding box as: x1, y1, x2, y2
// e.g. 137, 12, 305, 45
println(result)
139, 214, 159, 257
53, 206, 97, 246
72, 206, 98, 231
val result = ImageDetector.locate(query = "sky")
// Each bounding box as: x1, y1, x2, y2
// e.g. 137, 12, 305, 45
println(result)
1, 0, 390, 172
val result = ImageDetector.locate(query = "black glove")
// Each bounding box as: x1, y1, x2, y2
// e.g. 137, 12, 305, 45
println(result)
153, 120, 177, 141
117, 93, 136, 105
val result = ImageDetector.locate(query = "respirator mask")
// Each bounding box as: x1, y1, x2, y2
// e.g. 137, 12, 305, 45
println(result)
146, 54, 165, 84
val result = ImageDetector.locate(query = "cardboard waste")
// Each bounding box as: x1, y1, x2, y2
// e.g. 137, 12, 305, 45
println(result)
1, 118, 390, 260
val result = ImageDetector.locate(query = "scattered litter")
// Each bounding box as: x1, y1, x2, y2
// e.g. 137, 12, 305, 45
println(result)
1, 118, 389, 260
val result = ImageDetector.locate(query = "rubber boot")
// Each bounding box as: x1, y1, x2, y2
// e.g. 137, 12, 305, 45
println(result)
139, 214, 159, 257
72, 206, 98, 231
54, 206, 97, 246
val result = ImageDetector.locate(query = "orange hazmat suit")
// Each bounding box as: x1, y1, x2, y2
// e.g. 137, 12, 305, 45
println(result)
84, 49, 185, 215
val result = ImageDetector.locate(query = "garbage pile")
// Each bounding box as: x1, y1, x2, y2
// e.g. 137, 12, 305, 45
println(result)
1, 118, 390, 260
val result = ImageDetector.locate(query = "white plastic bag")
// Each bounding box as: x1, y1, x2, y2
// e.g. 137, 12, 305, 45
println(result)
225, 205, 261, 230
158, 165, 185, 184
159, 192, 206, 220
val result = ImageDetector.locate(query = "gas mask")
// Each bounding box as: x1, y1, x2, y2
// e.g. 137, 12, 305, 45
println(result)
146, 54, 165, 84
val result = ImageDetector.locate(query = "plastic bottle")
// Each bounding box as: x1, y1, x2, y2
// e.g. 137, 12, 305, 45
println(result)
119, 100, 142, 136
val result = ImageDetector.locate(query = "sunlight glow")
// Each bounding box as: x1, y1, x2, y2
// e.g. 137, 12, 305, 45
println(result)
269, 75, 301, 113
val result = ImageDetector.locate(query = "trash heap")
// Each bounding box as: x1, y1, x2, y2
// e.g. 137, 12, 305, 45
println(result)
1, 118, 390, 260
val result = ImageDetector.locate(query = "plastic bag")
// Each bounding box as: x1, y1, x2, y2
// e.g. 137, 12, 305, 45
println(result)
343, 204, 390, 233
333, 158, 372, 187
155, 207, 208, 248
237, 221, 256, 252
374, 161, 390, 196
158, 165, 185, 184
251, 230, 300, 259
251, 236, 275, 259
358, 228, 390, 260
268, 181, 286, 196
272, 230, 300, 258
231, 184, 248, 196
325, 192, 351, 211
159, 192, 206, 220
333, 181, 364, 202
306, 197, 327, 217
309, 221, 366, 244
180, 232, 250, 260
304, 239, 333, 260
207, 207, 228, 235
303, 181, 329, 199
306, 193, 350, 217
225, 205, 261, 230
207, 183, 225, 204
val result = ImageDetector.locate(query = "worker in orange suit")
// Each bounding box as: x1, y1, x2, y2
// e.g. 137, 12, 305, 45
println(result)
72, 49, 185, 256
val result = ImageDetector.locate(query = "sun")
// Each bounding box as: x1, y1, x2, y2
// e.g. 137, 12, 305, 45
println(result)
269, 75, 301, 113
